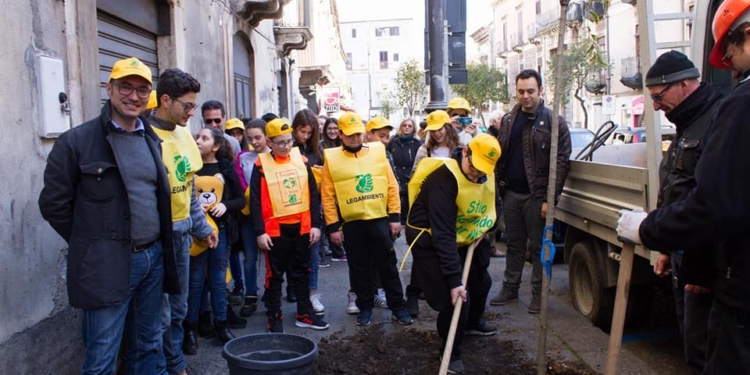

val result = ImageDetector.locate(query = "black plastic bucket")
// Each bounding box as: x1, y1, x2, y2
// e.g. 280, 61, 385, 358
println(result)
222, 333, 318, 375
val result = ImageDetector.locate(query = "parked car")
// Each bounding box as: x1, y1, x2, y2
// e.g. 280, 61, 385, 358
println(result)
609, 125, 676, 144
569, 128, 596, 149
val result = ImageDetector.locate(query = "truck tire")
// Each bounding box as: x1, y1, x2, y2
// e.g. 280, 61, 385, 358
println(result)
568, 240, 615, 330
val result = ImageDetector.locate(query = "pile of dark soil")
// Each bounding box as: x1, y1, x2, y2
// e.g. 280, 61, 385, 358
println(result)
314, 324, 596, 374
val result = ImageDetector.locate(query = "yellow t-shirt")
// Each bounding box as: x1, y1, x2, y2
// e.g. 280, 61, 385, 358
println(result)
152, 125, 203, 222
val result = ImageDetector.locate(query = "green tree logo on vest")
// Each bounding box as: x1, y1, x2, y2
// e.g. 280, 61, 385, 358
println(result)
355, 174, 374, 193
173, 154, 191, 182
288, 194, 298, 204
283, 178, 296, 189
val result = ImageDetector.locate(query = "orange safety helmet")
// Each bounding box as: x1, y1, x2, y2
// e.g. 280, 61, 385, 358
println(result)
710, 0, 750, 68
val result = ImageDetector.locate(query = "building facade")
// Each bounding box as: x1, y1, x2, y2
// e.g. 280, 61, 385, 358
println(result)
486, 0, 692, 129
340, 17, 417, 123
0, 0, 336, 372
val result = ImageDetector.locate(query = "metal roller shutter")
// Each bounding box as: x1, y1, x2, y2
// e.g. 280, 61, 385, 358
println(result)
97, 11, 158, 104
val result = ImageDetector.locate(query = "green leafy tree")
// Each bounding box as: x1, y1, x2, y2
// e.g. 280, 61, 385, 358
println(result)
546, 35, 608, 128
450, 62, 509, 124
379, 91, 397, 119
395, 60, 427, 117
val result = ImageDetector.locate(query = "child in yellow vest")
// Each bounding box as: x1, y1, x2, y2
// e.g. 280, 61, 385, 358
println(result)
406, 133, 501, 374
249, 118, 329, 332
321, 112, 412, 326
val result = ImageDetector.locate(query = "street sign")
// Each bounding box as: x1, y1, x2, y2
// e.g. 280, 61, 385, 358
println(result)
602, 95, 616, 115
322, 87, 340, 113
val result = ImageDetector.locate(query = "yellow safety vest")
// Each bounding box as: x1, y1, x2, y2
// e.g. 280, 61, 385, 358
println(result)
408, 157, 496, 246
325, 142, 389, 222
258, 148, 310, 218
152, 126, 203, 222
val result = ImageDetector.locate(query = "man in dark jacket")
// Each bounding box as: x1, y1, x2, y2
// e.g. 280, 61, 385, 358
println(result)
39, 57, 177, 374
488, 69, 571, 314
407, 134, 502, 374
644, 51, 722, 374
617, 3, 750, 373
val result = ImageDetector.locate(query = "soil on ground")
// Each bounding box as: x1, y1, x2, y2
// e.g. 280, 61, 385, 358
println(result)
314, 323, 597, 375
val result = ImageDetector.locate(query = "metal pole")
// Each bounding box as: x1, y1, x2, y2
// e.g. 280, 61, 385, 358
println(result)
537, 1, 569, 374
425, 0, 448, 111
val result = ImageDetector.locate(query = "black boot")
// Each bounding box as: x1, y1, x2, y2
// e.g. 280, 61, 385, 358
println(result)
240, 293, 258, 317
214, 319, 236, 344
182, 321, 198, 355
227, 303, 247, 328
197, 311, 214, 338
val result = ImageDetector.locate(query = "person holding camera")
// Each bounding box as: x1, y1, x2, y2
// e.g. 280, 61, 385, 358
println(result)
448, 97, 481, 146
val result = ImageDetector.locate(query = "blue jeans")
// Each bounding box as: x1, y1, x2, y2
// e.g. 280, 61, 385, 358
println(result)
159, 218, 191, 375
230, 251, 243, 290
187, 227, 229, 321
309, 239, 320, 291
240, 221, 259, 294
82, 242, 163, 375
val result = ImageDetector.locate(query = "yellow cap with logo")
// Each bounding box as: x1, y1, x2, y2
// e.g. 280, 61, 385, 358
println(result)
366, 116, 393, 132
338, 112, 365, 135
447, 97, 471, 113
266, 118, 292, 138
468, 133, 502, 175
425, 110, 451, 131
109, 57, 153, 84
225, 118, 244, 132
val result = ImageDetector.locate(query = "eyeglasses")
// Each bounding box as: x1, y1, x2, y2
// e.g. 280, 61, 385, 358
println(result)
204, 118, 222, 125
466, 152, 483, 175
270, 138, 294, 148
650, 83, 674, 103
114, 82, 151, 99
171, 97, 197, 112
326, 127, 339, 132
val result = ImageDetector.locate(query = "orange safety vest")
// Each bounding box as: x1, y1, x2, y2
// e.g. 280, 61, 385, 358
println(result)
256, 149, 312, 237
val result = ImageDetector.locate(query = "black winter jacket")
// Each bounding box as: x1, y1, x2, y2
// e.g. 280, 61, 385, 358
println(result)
39, 103, 178, 310
387, 135, 423, 193
656, 83, 723, 287
489, 101, 571, 202
640, 74, 750, 312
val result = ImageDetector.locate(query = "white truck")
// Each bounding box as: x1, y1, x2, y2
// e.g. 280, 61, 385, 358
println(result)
556, 0, 734, 329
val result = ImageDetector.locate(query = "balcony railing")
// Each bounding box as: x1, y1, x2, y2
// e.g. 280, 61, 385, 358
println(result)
496, 40, 508, 54
585, 70, 606, 93
536, 6, 560, 30
527, 23, 538, 39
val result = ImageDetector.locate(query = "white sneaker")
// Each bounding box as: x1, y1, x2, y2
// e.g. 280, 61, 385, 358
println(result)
374, 288, 388, 309
310, 294, 325, 315
346, 292, 360, 315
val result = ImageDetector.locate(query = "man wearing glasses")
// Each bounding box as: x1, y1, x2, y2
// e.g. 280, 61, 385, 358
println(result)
406, 133, 502, 374
149, 68, 218, 375
640, 50, 723, 374
201, 100, 241, 154
39, 57, 178, 373
617, 2, 750, 372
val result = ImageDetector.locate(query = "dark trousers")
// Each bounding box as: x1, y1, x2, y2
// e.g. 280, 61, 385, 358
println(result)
502, 190, 545, 295
263, 223, 312, 314
703, 299, 750, 374
343, 218, 406, 310
414, 239, 492, 359
671, 253, 713, 374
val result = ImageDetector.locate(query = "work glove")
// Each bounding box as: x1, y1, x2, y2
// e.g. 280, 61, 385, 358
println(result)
616, 209, 648, 245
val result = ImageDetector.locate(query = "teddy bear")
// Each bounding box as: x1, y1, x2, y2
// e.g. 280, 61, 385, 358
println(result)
190, 173, 224, 256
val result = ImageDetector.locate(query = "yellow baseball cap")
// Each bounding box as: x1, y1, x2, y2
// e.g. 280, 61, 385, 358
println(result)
468, 133, 502, 175
366, 116, 393, 132
147, 90, 157, 109
266, 118, 292, 138
338, 112, 365, 135
108, 57, 152, 84
425, 110, 451, 131
447, 97, 471, 113
225, 118, 244, 132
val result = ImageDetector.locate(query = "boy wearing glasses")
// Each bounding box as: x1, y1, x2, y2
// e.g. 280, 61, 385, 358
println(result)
406, 134, 501, 374
250, 118, 329, 332
149, 68, 218, 375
